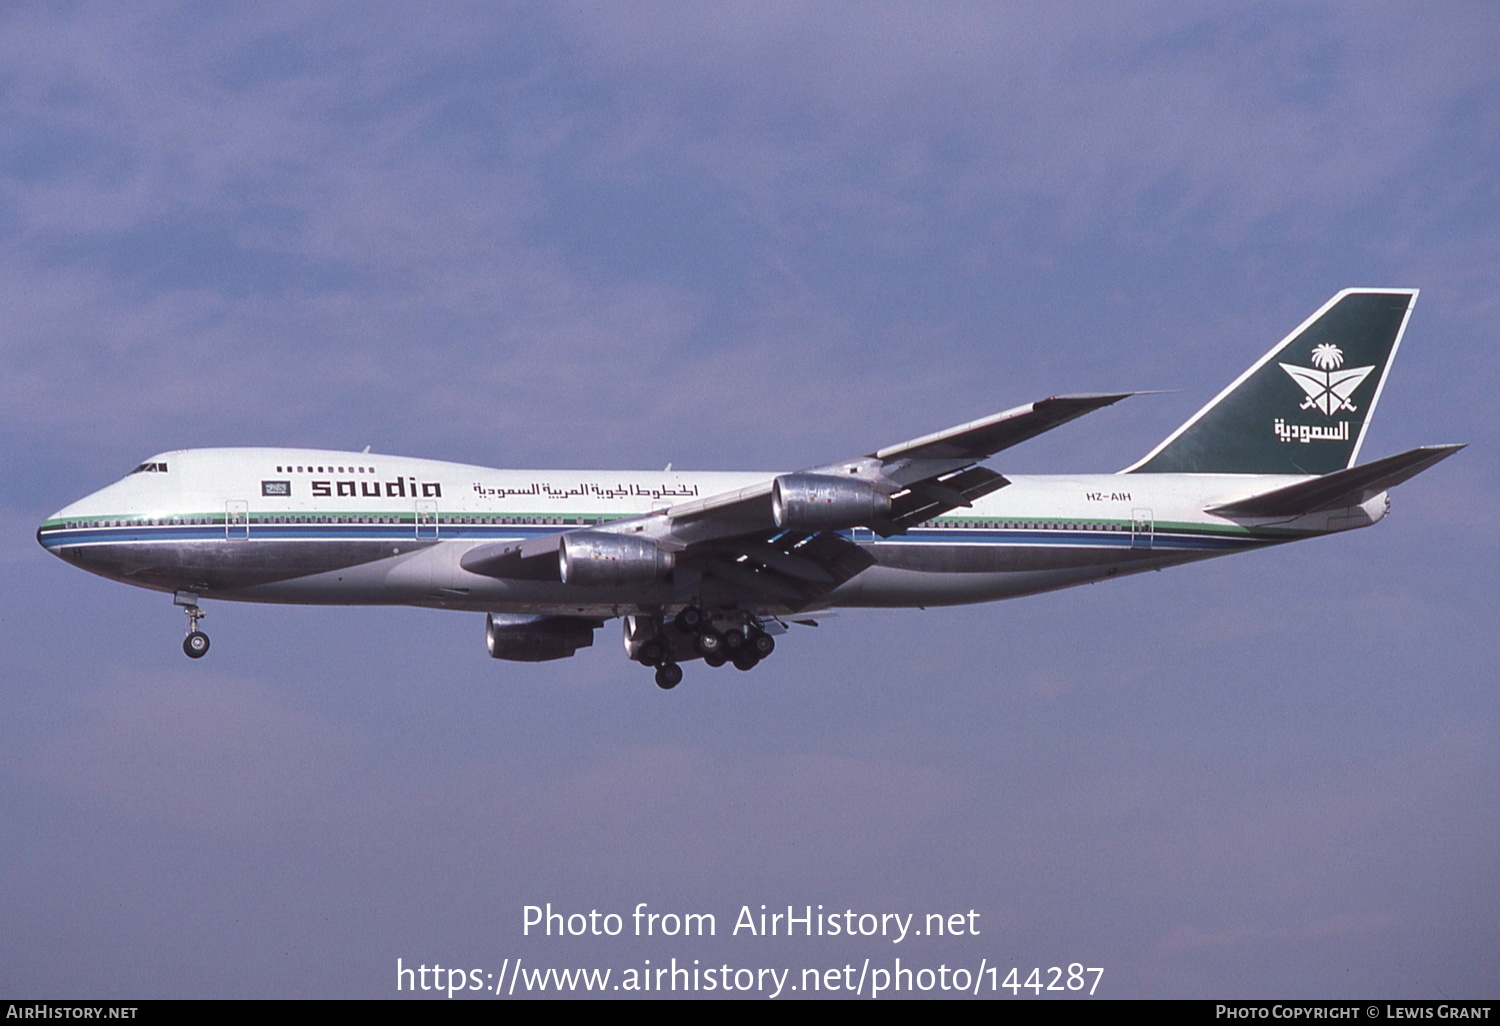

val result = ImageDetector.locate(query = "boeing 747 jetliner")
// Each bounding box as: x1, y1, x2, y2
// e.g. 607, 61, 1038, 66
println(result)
39, 289, 1461, 688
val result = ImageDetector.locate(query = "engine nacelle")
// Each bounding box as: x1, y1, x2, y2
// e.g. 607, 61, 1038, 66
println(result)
558, 532, 675, 588
486, 613, 597, 662
771, 473, 891, 531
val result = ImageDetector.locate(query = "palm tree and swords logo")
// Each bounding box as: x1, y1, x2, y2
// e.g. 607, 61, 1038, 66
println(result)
1279, 343, 1376, 417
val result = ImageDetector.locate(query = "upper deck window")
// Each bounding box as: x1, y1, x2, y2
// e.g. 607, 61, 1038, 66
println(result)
273, 463, 377, 474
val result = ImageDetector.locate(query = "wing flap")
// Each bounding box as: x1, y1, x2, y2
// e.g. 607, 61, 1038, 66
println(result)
879, 465, 1010, 534
684, 530, 876, 608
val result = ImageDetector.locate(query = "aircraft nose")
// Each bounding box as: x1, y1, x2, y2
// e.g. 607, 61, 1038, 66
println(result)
38, 509, 62, 550
38, 508, 77, 563
38, 503, 111, 572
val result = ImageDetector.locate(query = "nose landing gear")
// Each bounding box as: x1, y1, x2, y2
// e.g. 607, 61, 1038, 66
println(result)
174, 591, 210, 659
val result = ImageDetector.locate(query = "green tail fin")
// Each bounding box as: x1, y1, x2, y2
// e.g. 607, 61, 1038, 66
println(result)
1125, 289, 1417, 475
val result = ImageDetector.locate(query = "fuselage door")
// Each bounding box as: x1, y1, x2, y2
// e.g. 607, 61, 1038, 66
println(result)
416, 500, 438, 539
1131, 508, 1154, 550
226, 500, 249, 540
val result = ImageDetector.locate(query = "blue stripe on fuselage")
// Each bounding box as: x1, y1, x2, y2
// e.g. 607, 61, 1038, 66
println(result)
37, 522, 1275, 552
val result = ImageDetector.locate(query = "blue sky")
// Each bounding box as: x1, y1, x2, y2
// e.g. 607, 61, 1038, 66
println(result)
2, 1, 1496, 998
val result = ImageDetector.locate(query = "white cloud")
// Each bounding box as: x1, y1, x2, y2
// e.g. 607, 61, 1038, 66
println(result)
553, 2, 1497, 246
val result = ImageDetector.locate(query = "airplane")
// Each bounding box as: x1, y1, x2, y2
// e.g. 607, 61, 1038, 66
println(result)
37, 288, 1462, 689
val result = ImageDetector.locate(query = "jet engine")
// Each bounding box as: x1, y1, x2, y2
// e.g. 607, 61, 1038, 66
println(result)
558, 532, 675, 588
771, 473, 891, 531
486, 613, 597, 662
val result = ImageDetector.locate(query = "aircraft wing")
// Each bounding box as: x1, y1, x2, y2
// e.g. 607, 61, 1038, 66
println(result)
463, 394, 1134, 606
870, 393, 1139, 465
658, 392, 1135, 541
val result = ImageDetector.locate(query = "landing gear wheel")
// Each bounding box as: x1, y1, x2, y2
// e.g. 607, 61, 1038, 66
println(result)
654, 663, 683, 690
704, 653, 727, 668
749, 631, 775, 657
176, 596, 209, 659
637, 639, 666, 666
732, 652, 759, 671
721, 628, 746, 652
696, 631, 723, 657
674, 607, 704, 633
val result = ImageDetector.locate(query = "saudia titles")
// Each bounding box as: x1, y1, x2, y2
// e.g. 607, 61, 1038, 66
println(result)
310, 477, 443, 498
1273, 343, 1374, 445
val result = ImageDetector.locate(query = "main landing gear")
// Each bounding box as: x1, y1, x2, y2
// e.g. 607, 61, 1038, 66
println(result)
174, 591, 210, 659
699, 622, 776, 671
676, 607, 776, 677
626, 608, 778, 689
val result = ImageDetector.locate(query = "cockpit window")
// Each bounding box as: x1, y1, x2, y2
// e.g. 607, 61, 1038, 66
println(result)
129, 462, 168, 474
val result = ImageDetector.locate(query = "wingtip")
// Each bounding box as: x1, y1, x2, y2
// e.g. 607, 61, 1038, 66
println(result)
1040, 391, 1139, 406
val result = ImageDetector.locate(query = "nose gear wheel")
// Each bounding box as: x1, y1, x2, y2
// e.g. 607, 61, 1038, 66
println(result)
174, 592, 210, 659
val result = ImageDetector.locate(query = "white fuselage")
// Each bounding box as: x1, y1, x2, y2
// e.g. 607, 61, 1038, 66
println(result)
38, 447, 1386, 617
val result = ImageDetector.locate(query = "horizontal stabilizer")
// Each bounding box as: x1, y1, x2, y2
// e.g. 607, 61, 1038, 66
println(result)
1206, 444, 1464, 518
